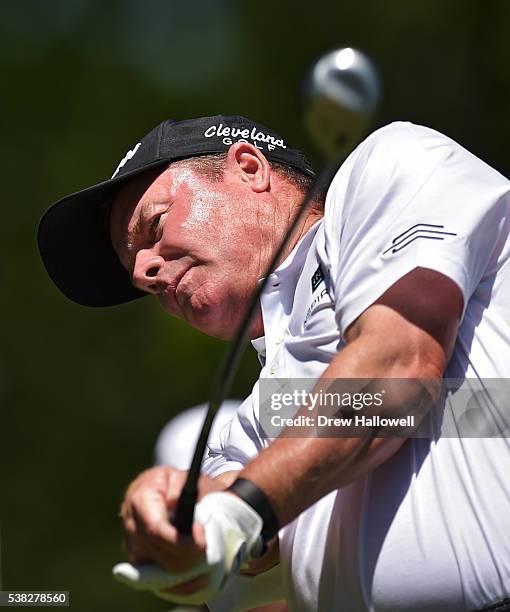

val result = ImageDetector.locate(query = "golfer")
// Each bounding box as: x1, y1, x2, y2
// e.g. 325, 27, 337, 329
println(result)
38, 115, 510, 611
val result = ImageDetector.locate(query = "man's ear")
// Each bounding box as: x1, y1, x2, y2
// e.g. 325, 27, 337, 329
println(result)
225, 142, 271, 193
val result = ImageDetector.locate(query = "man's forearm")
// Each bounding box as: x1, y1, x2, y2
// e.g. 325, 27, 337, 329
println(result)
238, 329, 441, 528
241, 426, 403, 528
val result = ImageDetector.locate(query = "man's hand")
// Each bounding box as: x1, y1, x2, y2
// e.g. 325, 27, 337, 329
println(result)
120, 466, 212, 572
115, 483, 265, 605
119, 466, 238, 571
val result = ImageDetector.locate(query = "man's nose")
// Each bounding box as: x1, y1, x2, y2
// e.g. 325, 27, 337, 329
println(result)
132, 253, 165, 293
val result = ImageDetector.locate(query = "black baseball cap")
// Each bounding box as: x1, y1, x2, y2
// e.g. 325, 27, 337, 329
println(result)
37, 114, 315, 307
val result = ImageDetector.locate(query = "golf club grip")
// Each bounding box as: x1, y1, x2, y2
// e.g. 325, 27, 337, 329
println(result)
172, 488, 197, 534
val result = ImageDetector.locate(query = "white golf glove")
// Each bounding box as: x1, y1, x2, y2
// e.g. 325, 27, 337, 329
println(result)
113, 491, 264, 606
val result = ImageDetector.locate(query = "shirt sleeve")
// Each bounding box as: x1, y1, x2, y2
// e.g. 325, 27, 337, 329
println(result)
324, 121, 510, 337
202, 382, 266, 478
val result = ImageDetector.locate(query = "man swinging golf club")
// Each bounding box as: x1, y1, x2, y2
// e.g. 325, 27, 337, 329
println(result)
38, 112, 510, 610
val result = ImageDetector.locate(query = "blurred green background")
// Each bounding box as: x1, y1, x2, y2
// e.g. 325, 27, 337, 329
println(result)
1, 0, 509, 609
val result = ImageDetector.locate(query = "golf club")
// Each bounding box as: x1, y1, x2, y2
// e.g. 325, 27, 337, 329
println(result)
173, 46, 382, 534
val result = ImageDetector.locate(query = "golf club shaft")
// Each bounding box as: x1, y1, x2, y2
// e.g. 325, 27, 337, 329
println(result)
173, 160, 340, 534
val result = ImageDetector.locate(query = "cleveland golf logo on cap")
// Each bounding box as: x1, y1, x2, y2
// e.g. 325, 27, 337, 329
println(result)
204, 123, 287, 152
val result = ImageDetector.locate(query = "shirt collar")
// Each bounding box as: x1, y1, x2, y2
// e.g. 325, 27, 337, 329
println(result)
250, 335, 266, 361
250, 220, 323, 362
269, 219, 322, 283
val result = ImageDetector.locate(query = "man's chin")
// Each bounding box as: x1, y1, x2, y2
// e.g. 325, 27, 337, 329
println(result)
158, 293, 241, 340
189, 310, 240, 340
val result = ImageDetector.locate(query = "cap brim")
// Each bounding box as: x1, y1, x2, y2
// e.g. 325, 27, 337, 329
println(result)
37, 160, 169, 307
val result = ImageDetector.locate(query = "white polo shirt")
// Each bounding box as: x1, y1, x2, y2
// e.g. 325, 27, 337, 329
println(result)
203, 122, 510, 611
154, 401, 241, 469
